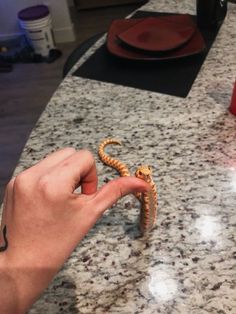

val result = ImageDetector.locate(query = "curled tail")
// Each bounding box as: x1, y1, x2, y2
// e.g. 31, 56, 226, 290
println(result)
98, 139, 130, 177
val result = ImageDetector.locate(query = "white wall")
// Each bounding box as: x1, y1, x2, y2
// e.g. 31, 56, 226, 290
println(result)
0, 0, 75, 43
0, 0, 41, 39
44, 0, 75, 42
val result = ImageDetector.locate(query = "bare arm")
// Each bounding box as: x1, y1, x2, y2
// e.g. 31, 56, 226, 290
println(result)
0, 148, 149, 313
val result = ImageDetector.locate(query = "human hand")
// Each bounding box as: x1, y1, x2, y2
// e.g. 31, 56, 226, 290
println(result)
0, 148, 149, 313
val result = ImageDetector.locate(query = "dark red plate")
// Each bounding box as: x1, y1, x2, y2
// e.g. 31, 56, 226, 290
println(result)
117, 16, 195, 52
107, 15, 206, 61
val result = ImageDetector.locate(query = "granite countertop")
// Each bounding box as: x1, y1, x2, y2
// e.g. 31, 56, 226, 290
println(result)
9, 0, 236, 313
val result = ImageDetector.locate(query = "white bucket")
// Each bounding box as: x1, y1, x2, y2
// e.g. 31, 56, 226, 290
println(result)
19, 13, 55, 57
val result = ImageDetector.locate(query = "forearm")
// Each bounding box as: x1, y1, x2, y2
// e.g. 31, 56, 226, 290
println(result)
0, 268, 19, 313
0, 254, 21, 314
0, 254, 57, 314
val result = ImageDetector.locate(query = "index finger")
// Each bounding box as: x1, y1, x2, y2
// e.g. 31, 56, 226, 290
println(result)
49, 150, 98, 195
24, 147, 77, 178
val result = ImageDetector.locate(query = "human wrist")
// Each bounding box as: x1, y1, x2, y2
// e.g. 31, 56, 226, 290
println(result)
0, 251, 56, 314
0, 253, 22, 314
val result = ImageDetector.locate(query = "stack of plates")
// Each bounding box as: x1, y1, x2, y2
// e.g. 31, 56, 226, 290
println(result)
107, 14, 206, 61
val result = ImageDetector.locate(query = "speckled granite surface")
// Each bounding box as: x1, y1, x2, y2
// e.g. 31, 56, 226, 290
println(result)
5, 0, 236, 313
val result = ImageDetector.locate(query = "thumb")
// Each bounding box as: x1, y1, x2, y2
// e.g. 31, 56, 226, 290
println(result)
90, 176, 149, 217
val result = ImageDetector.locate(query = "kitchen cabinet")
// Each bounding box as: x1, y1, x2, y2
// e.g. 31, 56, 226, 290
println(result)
75, 0, 146, 10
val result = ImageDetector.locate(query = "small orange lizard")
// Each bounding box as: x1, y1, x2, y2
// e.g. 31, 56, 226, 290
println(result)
98, 139, 157, 234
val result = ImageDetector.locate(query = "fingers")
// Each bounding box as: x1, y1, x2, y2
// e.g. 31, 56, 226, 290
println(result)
26, 147, 77, 177
49, 150, 98, 195
89, 176, 149, 217
15, 148, 97, 195
70, 177, 149, 240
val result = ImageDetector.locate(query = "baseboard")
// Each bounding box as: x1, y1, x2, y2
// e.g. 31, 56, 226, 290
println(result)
0, 32, 23, 42
53, 24, 76, 43
0, 26, 75, 44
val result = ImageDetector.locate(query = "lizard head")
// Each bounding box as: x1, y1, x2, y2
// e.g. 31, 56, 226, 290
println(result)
135, 165, 152, 183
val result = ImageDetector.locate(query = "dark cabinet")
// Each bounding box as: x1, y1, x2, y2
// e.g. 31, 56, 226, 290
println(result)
75, 0, 146, 10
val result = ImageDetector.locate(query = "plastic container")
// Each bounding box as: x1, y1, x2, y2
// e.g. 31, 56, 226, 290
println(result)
18, 5, 55, 57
